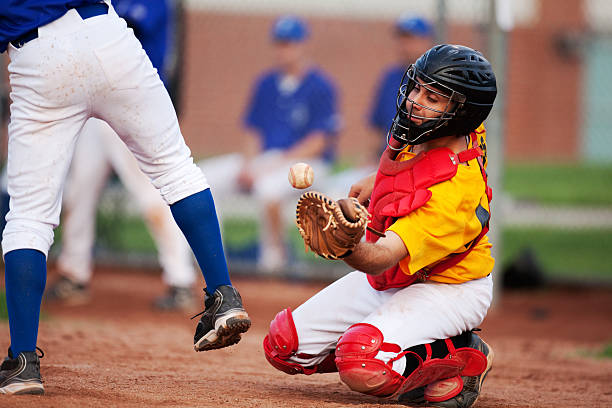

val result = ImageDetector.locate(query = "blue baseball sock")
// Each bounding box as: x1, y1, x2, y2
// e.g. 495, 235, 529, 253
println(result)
170, 189, 231, 293
4, 249, 46, 356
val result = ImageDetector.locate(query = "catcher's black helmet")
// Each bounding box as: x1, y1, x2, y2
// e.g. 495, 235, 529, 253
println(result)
389, 44, 497, 146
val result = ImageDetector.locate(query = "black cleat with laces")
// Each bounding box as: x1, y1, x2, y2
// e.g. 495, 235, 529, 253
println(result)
0, 348, 44, 395
192, 285, 251, 352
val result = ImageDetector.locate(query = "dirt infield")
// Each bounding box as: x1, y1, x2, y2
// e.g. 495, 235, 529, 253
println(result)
0, 267, 611, 408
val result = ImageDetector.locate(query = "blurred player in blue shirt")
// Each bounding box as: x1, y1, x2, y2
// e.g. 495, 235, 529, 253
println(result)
199, 15, 340, 273
244, 17, 338, 163
368, 14, 434, 161
114, 0, 168, 78
113, 0, 184, 104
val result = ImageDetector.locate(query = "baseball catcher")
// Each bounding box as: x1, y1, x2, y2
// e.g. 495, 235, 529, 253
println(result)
264, 44, 497, 408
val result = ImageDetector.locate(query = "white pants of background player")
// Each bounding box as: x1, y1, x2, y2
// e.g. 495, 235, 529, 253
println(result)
57, 118, 195, 288
3, 3, 208, 257
288, 271, 493, 376
197, 152, 329, 271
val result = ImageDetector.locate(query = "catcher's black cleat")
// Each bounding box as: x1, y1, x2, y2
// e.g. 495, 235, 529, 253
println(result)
192, 285, 251, 352
397, 386, 426, 405
427, 333, 494, 408
0, 348, 44, 395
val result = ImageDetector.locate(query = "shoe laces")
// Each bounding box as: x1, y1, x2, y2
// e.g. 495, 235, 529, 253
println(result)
190, 288, 217, 320
1, 347, 44, 370
190, 310, 205, 320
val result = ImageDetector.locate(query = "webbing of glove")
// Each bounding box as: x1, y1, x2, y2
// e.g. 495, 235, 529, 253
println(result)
296, 191, 369, 260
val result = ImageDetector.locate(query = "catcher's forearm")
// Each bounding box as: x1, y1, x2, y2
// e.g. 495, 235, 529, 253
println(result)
343, 242, 397, 276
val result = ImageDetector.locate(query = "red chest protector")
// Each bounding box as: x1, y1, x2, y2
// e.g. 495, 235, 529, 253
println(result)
366, 144, 490, 291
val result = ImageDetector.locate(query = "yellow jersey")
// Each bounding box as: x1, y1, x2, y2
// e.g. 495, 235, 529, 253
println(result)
387, 131, 494, 283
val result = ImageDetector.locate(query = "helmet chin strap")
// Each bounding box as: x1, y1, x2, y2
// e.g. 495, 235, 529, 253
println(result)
386, 131, 405, 152
386, 101, 415, 151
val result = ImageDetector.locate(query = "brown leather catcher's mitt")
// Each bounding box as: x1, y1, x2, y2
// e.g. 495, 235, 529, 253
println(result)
296, 191, 370, 260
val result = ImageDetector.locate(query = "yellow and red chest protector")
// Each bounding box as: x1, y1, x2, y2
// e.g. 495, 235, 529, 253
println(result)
366, 125, 493, 290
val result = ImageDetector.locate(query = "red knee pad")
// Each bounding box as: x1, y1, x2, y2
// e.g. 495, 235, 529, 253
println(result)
263, 308, 337, 375
335, 323, 405, 397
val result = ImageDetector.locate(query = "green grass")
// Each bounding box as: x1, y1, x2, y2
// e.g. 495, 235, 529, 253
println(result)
222, 217, 333, 267
600, 341, 612, 359
222, 217, 259, 249
89, 214, 612, 281
504, 162, 612, 206
52, 212, 156, 255
0, 291, 7, 321
502, 227, 612, 279
578, 340, 612, 360
0, 291, 47, 322
96, 213, 155, 252
48, 160, 612, 282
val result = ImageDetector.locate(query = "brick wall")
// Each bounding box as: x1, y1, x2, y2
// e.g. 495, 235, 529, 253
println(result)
505, 0, 584, 160
179, 1, 585, 162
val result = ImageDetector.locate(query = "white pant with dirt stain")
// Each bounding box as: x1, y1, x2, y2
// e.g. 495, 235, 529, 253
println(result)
3, 2, 207, 257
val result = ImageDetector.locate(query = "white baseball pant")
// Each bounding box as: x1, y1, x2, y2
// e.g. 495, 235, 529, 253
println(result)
3, 3, 207, 257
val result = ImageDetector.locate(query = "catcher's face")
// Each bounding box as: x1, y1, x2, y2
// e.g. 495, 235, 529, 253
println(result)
389, 65, 467, 146
405, 78, 456, 125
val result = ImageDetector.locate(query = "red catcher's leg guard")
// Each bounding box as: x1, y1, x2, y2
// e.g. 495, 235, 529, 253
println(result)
335, 324, 488, 400
424, 376, 464, 402
422, 339, 490, 402
335, 323, 405, 397
263, 308, 337, 375
394, 339, 489, 401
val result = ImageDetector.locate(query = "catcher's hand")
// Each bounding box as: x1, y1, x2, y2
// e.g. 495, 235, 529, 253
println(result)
296, 191, 370, 260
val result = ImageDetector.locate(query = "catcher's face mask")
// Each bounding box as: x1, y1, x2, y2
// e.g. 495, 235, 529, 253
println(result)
388, 65, 466, 147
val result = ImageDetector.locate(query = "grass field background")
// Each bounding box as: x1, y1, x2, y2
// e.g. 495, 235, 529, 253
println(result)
504, 162, 612, 206
48, 162, 612, 282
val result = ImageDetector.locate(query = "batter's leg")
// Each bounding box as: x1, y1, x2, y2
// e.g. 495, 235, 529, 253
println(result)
3, 52, 90, 361
90, 4, 249, 350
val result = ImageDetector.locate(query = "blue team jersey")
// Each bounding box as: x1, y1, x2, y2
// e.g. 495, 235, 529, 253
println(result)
369, 64, 406, 152
244, 68, 340, 163
0, 0, 99, 52
112, 0, 168, 84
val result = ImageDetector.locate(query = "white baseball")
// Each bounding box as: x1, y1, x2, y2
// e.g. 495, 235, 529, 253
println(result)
288, 162, 314, 189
